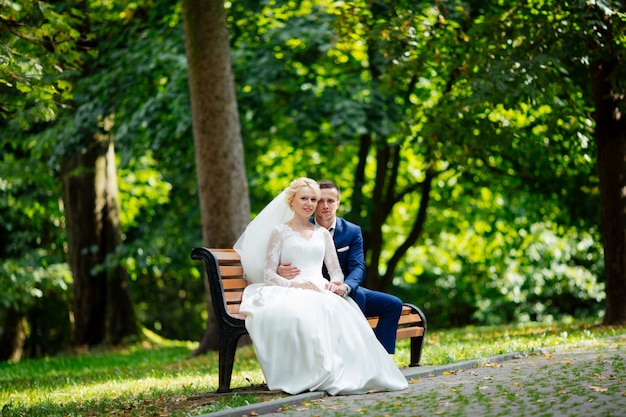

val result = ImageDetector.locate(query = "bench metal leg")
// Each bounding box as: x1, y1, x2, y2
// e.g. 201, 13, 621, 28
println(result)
217, 328, 248, 393
409, 336, 424, 366
405, 303, 427, 367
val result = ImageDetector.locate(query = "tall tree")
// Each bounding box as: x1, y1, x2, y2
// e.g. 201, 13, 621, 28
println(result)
61, 125, 138, 344
58, 0, 141, 345
587, 6, 626, 325
181, 0, 250, 353
461, 0, 626, 324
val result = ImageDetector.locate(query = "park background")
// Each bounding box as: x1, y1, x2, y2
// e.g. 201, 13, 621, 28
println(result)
1, 0, 625, 364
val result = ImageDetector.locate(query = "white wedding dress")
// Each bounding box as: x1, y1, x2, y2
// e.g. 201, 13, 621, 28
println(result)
238, 223, 408, 395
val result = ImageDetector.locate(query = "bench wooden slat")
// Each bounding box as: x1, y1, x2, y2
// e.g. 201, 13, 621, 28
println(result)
368, 310, 423, 326
397, 327, 425, 338
220, 265, 244, 277
222, 278, 248, 289
399, 313, 423, 325
211, 249, 241, 259
224, 291, 244, 303
401, 305, 415, 314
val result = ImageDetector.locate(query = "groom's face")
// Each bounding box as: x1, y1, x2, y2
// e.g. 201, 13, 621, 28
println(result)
316, 188, 340, 223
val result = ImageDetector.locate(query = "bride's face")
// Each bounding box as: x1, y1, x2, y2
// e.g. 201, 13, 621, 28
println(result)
292, 186, 318, 218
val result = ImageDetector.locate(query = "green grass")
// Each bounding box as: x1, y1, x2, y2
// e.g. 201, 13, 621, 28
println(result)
1, 319, 625, 417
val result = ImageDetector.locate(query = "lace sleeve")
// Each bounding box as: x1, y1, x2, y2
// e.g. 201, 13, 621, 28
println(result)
263, 227, 291, 287
323, 228, 344, 283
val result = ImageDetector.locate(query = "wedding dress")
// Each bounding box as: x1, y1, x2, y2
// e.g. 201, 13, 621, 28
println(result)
237, 222, 408, 395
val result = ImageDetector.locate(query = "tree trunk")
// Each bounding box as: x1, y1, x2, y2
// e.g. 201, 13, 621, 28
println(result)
182, 0, 251, 354
590, 58, 626, 325
61, 133, 138, 345
0, 308, 26, 362
62, 140, 107, 345
101, 139, 138, 344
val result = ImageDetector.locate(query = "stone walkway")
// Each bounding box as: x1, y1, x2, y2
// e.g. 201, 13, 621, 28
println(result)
200, 337, 626, 417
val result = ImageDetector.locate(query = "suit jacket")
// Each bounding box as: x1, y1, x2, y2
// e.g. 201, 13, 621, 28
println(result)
331, 217, 366, 294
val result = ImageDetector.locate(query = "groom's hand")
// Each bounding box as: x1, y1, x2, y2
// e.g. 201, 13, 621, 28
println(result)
329, 281, 349, 297
278, 262, 300, 279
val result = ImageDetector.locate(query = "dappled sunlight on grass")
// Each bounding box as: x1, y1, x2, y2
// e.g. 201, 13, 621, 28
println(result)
2, 320, 625, 417
412, 319, 625, 367
2, 346, 217, 408
225, 344, 266, 389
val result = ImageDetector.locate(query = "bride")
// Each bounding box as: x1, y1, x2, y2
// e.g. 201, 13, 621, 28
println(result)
234, 177, 408, 395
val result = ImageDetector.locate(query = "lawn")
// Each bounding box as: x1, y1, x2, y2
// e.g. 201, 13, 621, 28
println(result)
1, 319, 625, 417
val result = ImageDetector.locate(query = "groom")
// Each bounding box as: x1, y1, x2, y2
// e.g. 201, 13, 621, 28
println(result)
278, 179, 403, 354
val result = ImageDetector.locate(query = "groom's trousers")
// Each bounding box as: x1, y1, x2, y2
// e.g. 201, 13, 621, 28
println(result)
352, 287, 403, 354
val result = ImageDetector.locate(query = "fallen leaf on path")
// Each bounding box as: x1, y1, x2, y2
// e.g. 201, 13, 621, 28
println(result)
484, 362, 503, 368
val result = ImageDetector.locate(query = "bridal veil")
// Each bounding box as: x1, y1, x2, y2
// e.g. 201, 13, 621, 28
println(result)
233, 190, 294, 284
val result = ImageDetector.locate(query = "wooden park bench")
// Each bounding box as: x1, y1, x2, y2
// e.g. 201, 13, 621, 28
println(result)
191, 247, 427, 393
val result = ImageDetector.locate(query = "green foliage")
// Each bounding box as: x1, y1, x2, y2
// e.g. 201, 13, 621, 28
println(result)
0, 253, 70, 312
1, 0, 621, 360
230, 0, 606, 329
0, 0, 87, 129
1, 0, 203, 352
0, 252, 73, 355
396, 220, 604, 328
117, 152, 172, 229
0, 136, 68, 317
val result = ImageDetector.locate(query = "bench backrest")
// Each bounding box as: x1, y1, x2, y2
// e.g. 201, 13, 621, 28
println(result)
210, 249, 248, 320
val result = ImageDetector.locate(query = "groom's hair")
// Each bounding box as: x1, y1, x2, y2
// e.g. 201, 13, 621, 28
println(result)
318, 179, 340, 198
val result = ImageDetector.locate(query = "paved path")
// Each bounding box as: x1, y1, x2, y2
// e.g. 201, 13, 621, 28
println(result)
201, 337, 626, 417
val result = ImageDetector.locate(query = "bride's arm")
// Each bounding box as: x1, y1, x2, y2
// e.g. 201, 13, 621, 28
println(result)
323, 229, 344, 283
263, 228, 292, 287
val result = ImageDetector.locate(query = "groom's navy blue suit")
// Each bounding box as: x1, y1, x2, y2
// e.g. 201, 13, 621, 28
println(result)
323, 217, 403, 354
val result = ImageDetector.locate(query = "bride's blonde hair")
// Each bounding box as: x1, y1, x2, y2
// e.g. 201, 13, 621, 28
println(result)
284, 177, 321, 208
